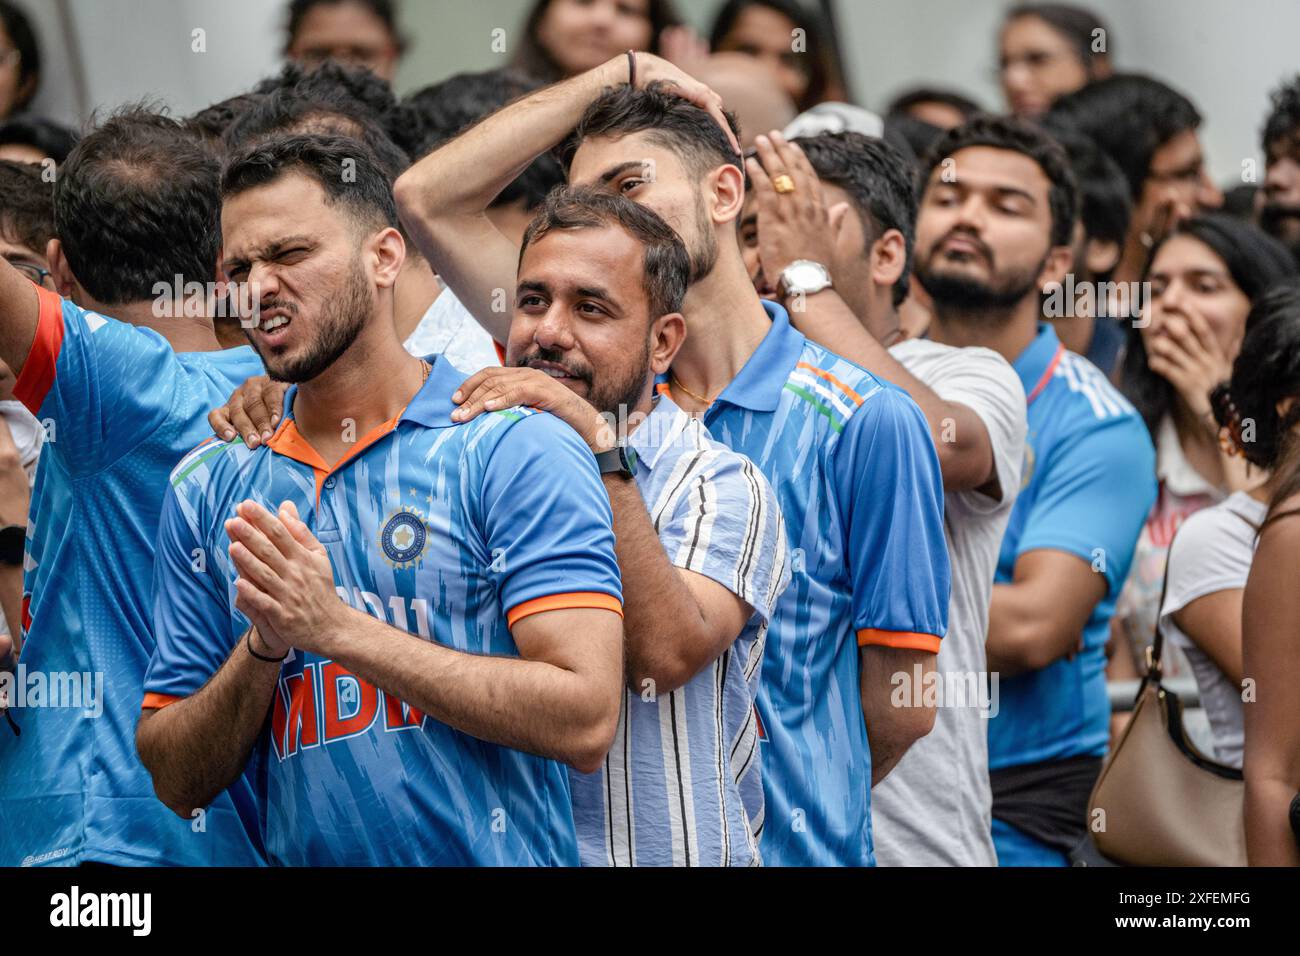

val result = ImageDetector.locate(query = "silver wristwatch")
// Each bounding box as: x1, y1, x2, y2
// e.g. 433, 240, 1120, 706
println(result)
777, 259, 833, 298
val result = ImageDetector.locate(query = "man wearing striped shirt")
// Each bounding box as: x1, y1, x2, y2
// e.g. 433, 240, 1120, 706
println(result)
452, 186, 789, 866
396, 53, 950, 866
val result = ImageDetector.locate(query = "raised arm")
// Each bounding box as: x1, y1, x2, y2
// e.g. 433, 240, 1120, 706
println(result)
746, 133, 999, 494
0, 259, 42, 384
394, 61, 629, 343
394, 54, 735, 345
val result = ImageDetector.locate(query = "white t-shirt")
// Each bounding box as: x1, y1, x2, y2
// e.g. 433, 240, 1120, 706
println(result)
1160, 490, 1265, 770
0, 399, 43, 485
871, 338, 1028, 867
0, 399, 42, 639
403, 287, 500, 373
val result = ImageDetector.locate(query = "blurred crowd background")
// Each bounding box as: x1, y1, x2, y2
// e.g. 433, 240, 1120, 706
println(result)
8, 0, 1298, 190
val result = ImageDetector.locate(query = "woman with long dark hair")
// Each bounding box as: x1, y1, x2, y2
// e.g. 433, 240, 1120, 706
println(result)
1111, 215, 1295, 682
1156, 281, 1300, 772
1233, 280, 1300, 865
707, 0, 847, 111
511, 0, 679, 85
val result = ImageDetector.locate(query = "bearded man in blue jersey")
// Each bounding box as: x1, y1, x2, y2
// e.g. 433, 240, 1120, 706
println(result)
0, 108, 266, 867
911, 116, 1156, 866
137, 135, 627, 865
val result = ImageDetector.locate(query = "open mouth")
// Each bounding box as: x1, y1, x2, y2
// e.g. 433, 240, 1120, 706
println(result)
252, 309, 294, 347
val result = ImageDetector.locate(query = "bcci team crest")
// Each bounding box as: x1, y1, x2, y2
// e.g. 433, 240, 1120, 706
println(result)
379, 508, 428, 568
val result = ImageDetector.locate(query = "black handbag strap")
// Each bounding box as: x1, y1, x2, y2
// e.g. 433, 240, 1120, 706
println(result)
1145, 527, 1178, 683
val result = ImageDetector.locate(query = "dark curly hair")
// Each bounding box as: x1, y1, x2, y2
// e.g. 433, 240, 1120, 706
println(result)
1262, 74, 1300, 159
1212, 278, 1300, 527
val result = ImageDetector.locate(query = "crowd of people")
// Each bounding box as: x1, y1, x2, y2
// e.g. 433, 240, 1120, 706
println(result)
0, 0, 1298, 868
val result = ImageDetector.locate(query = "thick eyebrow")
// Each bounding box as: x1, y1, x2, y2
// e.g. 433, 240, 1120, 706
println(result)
574, 284, 615, 303
597, 161, 650, 185
739, 212, 758, 230
221, 234, 316, 273
516, 279, 551, 298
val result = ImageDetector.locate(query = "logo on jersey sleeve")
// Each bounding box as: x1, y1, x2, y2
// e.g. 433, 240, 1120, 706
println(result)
379, 508, 428, 568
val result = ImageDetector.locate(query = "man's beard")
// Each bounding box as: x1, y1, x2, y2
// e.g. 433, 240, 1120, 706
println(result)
687, 191, 718, 283
258, 256, 372, 383
915, 233, 1047, 326
516, 337, 652, 419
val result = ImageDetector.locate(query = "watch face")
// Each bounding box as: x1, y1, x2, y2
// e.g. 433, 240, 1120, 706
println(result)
783, 261, 830, 294
790, 264, 820, 286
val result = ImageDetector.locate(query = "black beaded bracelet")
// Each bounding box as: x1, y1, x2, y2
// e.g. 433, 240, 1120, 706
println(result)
247, 628, 287, 663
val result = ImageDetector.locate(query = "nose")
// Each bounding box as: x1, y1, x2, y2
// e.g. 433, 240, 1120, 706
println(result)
587, 0, 616, 30
1002, 61, 1032, 95
1154, 277, 1187, 320
954, 194, 988, 234
247, 262, 280, 303
533, 302, 576, 352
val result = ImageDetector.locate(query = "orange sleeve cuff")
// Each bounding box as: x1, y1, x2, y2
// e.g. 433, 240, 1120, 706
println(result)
856, 628, 941, 653
141, 692, 182, 710
13, 283, 64, 415
507, 591, 623, 628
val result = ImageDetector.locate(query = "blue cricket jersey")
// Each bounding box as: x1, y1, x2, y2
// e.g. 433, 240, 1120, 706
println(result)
144, 355, 624, 866
0, 284, 267, 866
988, 324, 1156, 769
697, 301, 950, 866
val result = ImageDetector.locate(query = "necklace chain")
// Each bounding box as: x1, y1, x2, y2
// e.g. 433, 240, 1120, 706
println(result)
670, 373, 715, 405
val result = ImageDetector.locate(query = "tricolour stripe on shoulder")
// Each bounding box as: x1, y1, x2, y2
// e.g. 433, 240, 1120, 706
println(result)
170, 435, 245, 487
782, 345, 885, 433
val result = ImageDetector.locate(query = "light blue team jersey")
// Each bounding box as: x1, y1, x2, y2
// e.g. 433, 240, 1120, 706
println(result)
0, 285, 267, 867
697, 301, 951, 867
989, 324, 1156, 769
569, 394, 790, 866
144, 355, 624, 866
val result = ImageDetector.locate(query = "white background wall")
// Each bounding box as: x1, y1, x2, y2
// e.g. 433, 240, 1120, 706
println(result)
25, 0, 1300, 186
836, 0, 1300, 185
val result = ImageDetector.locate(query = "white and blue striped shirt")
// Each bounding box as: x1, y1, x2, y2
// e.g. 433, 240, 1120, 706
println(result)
569, 394, 790, 866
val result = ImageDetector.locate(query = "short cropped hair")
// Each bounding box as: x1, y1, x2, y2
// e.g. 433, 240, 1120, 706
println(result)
793, 132, 917, 306
221, 133, 399, 232
519, 185, 689, 320
563, 82, 741, 181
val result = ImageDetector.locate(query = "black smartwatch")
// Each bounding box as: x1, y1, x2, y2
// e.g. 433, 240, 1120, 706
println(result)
594, 444, 637, 479
0, 525, 23, 566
